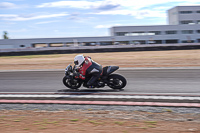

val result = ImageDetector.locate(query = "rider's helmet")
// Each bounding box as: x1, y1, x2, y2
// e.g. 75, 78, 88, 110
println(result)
74, 54, 85, 67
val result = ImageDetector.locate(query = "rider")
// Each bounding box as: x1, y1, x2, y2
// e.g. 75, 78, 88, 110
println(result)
74, 54, 102, 88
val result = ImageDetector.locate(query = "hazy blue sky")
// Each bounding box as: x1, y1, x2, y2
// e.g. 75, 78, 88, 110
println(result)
1, 0, 200, 39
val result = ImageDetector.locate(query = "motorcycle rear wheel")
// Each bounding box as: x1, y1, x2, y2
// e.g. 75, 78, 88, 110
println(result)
63, 76, 82, 89
107, 74, 127, 89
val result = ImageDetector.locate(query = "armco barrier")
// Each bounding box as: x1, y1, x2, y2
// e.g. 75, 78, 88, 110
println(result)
0, 43, 200, 56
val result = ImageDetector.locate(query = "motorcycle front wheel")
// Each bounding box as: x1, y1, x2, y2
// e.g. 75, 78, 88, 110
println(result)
107, 74, 127, 89
63, 76, 82, 89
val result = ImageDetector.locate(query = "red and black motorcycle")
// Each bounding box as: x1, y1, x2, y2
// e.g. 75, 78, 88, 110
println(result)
63, 64, 127, 90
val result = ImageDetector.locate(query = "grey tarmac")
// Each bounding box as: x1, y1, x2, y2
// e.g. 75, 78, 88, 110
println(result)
0, 68, 200, 95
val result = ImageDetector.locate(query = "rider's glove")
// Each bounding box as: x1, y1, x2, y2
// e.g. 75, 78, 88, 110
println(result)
74, 67, 79, 72
74, 72, 80, 78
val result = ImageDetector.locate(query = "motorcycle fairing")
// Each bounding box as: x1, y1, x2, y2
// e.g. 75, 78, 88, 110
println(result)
103, 66, 119, 76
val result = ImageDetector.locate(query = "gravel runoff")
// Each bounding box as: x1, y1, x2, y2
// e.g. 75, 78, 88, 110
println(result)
0, 104, 199, 114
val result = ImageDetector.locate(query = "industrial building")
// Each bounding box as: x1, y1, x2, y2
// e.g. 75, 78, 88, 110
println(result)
110, 6, 200, 44
0, 5, 200, 49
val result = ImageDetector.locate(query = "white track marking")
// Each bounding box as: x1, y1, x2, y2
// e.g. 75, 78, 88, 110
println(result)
0, 94, 199, 100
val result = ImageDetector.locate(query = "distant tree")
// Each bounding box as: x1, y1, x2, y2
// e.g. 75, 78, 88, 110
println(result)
3, 31, 9, 39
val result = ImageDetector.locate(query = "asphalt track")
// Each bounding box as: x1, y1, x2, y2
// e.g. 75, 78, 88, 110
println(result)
0, 68, 200, 95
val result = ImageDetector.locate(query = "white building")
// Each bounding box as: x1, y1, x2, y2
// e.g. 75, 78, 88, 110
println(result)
110, 6, 200, 44
168, 6, 200, 25
0, 5, 200, 49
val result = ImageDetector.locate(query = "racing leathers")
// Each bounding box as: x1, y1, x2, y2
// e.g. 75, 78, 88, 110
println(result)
75, 56, 102, 87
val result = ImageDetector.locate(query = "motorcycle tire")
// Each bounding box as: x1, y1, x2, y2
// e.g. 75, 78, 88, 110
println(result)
62, 76, 82, 89
107, 74, 127, 89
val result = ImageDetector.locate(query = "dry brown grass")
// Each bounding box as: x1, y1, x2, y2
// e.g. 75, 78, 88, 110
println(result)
0, 49, 200, 70
0, 110, 199, 133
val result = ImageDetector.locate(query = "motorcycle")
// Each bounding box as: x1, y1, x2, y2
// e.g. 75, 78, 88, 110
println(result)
63, 64, 127, 90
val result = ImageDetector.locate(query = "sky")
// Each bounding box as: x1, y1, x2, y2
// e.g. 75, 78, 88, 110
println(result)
1, 0, 200, 39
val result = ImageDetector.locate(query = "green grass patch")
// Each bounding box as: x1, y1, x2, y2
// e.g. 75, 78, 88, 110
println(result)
70, 119, 79, 122
70, 122, 77, 124
33, 122, 42, 125
88, 120, 96, 124
148, 125, 156, 128
133, 124, 139, 127
39, 126, 47, 130
88, 120, 103, 125
163, 109, 173, 112
46, 121, 59, 124
145, 121, 157, 125
13, 120, 21, 122
114, 121, 124, 125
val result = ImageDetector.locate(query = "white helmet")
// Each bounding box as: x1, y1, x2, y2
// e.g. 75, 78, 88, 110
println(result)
74, 55, 85, 67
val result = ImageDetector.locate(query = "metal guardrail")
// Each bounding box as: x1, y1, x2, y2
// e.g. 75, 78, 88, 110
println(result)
0, 43, 200, 53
